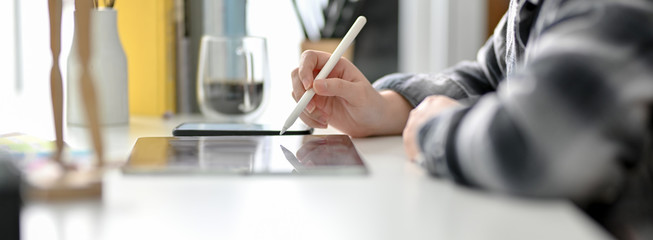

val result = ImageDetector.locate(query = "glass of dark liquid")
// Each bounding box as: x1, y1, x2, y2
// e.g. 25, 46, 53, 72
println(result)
197, 36, 270, 122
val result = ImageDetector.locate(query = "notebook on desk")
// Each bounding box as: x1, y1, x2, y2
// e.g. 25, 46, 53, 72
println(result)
124, 135, 368, 175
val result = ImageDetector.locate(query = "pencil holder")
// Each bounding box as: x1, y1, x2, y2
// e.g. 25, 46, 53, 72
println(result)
300, 39, 354, 61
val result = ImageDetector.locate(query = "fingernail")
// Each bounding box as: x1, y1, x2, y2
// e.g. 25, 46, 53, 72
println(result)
302, 80, 311, 90
307, 103, 316, 113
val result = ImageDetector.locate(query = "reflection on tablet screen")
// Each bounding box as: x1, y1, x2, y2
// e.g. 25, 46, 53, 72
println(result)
125, 135, 367, 175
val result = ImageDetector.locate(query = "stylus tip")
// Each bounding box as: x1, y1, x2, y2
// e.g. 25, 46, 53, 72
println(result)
279, 128, 287, 135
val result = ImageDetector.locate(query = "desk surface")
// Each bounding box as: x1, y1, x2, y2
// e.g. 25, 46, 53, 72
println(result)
21, 116, 611, 240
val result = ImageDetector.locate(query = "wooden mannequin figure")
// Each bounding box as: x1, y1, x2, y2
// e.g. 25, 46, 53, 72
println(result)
32, 0, 104, 200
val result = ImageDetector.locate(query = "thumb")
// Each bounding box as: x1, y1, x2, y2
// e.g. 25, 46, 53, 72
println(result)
313, 78, 362, 101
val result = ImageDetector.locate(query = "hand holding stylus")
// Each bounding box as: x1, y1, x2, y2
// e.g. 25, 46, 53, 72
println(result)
281, 16, 367, 135
284, 16, 412, 138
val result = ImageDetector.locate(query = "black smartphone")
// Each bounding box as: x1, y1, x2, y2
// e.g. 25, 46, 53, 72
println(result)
172, 123, 313, 136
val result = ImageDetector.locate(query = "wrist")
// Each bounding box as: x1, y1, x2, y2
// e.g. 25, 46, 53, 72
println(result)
373, 90, 412, 135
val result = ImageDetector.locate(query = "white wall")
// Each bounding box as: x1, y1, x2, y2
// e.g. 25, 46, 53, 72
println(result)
400, 0, 487, 73
0, 0, 56, 137
247, 0, 305, 125
0, 0, 17, 127
0, 0, 77, 137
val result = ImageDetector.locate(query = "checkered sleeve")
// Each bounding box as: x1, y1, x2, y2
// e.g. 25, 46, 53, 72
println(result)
418, 0, 653, 201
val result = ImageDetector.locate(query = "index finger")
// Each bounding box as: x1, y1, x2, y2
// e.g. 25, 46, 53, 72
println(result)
298, 50, 333, 90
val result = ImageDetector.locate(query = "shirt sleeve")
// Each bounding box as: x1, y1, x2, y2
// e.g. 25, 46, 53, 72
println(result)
372, 14, 510, 107
418, 1, 653, 202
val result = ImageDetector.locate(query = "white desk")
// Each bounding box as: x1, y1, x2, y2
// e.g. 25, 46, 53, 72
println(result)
20, 116, 612, 240
6, 2, 609, 238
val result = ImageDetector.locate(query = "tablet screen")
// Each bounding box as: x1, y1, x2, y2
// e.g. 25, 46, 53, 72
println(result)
124, 135, 367, 175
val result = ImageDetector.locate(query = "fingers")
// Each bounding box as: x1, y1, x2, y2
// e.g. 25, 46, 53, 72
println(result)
298, 50, 334, 90
299, 108, 328, 129
402, 114, 420, 162
292, 50, 370, 127
312, 78, 364, 104
307, 95, 329, 114
291, 68, 305, 102
291, 69, 321, 114
299, 114, 327, 129
402, 95, 461, 162
292, 51, 333, 104
294, 50, 367, 100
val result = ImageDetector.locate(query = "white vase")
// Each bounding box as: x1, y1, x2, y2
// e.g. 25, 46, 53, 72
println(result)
67, 9, 129, 126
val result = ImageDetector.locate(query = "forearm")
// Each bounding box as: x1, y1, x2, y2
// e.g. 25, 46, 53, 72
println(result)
369, 90, 412, 136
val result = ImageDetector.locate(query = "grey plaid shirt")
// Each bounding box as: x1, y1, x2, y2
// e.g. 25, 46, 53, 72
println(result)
374, 0, 653, 201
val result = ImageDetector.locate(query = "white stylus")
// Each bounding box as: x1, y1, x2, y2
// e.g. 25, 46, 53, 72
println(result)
280, 16, 367, 135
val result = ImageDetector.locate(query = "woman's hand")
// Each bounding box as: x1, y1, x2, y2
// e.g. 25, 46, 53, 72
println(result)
403, 95, 462, 161
291, 50, 411, 137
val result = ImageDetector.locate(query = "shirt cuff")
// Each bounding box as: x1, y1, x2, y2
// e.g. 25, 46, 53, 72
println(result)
373, 73, 422, 107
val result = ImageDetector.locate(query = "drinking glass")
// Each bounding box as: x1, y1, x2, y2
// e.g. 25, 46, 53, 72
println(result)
197, 36, 270, 122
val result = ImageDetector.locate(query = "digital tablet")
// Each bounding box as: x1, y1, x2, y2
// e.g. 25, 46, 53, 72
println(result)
172, 123, 313, 136
124, 135, 367, 175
